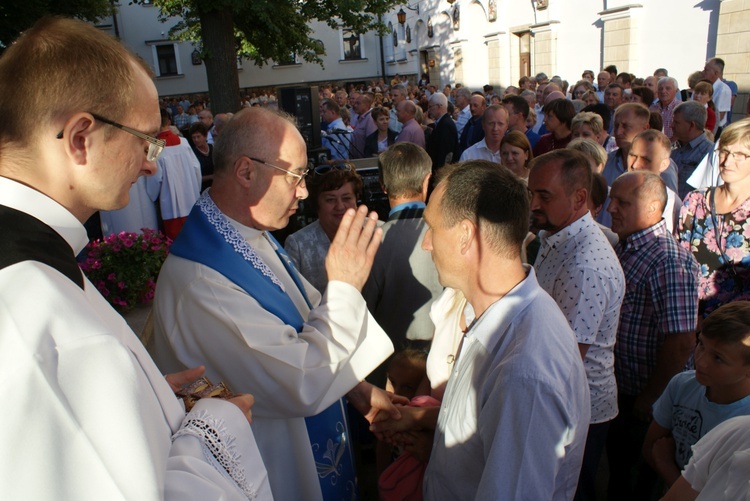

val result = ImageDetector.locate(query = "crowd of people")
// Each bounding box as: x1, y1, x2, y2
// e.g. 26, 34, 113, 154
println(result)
4, 15, 750, 501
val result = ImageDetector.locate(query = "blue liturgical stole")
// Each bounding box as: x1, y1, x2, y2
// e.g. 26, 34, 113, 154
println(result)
170, 193, 358, 500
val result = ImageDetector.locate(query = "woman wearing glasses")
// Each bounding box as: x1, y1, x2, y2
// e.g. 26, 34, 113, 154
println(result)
677, 118, 750, 317
285, 164, 364, 293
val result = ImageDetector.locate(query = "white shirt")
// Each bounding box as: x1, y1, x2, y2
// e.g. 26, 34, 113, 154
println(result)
455, 105, 471, 137
459, 138, 500, 163
712, 79, 732, 127
100, 175, 158, 235
146, 138, 202, 220
152, 210, 393, 501
682, 415, 750, 500
535, 212, 625, 423
424, 267, 590, 500
0, 177, 271, 500
664, 187, 682, 234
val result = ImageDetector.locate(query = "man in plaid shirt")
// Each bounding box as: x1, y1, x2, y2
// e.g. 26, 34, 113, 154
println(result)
605, 171, 700, 501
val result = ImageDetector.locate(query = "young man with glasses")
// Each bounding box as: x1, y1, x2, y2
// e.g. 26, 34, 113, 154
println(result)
0, 17, 272, 499
151, 107, 400, 500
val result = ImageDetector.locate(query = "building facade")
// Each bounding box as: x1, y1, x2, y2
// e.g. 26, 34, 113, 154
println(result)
101, 0, 747, 120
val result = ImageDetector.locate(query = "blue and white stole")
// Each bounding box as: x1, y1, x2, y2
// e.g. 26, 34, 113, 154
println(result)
170, 192, 358, 500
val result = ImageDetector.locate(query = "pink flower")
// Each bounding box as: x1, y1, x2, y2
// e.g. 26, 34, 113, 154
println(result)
117, 281, 126, 290
111, 244, 121, 252
107, 273, 117, 281
122, 238, 134, 248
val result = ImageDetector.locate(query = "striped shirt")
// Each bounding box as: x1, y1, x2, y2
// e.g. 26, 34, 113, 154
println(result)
614, 219, 700, 396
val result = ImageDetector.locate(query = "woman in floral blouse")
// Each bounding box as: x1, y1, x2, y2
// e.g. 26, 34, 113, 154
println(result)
677, 118, 750, 316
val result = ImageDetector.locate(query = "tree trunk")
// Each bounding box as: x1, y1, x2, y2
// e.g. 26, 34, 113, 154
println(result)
199, 8, 240, 113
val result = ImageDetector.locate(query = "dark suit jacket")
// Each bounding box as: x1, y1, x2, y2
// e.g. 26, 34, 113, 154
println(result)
457, 115, 485, 158
364, 129, 398, 158
426, 114, 458, 171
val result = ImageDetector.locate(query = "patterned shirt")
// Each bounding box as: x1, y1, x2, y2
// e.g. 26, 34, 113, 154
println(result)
671, 133, 715, 199
615, 219, 700, 396
535, 212, 625, 423
650, 98, 680, 140
173, 112, 191, 130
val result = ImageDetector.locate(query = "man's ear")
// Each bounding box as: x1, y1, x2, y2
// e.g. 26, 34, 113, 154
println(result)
573, 187, 588, 211
61, 113, 96, 166
234, 156, 254, 188
421, 173, 432, 200
459, 218, 476, 254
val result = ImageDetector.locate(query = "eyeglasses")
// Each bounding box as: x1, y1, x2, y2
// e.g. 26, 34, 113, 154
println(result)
56, 113, 165, 162
719, 149, 750, 163
248, 157, 310, 186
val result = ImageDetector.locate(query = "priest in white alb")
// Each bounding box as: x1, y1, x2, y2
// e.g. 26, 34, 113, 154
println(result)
151, 107, 398, 501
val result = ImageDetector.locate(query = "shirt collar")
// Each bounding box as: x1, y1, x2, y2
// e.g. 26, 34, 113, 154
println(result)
0, 176, 89, 255
621, 219, 668, 252
389, 201, 426, 217
686, 132, 708, 150
539, 212, 594, 250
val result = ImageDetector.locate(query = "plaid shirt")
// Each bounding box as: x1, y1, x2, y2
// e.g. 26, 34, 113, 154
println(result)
650, 98, 680, 140
614, 219, 699, 396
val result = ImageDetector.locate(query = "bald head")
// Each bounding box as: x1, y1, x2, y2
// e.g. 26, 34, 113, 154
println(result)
608, 171, 667, 238
213, 107, 299, 176
544, 91, 566, 105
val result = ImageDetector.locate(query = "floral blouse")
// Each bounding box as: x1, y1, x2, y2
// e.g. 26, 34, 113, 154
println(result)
677, 188, 750, 315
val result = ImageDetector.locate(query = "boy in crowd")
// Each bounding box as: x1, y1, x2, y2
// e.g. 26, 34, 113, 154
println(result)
642, 301, 750, 487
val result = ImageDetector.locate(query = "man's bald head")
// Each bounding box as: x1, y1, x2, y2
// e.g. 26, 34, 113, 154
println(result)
608, 171, 667, 239
544, 91, 566, 105
212, 107, 299, 176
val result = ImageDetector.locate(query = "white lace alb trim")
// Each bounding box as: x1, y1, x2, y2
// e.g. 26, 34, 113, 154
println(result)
198, 192, 284, 291
173, 409, 258, 499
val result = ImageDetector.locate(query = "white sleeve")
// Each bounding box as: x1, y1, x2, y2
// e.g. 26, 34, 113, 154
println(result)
152, 258, 394, 418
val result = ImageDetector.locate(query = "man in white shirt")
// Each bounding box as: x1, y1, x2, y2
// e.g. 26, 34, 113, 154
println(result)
420, 162, 589, 499
529, 149, 625, 501
453, 87, 472, 138
703, 58, 732, 130
459, 105, 508, 162
388, 84, 406, 133
0, 17, 272, 500
151, 107, 398, 501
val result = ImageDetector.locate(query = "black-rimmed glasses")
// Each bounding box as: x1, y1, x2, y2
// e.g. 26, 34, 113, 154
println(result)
56, 113, 165, 162
248, 157, 310, 187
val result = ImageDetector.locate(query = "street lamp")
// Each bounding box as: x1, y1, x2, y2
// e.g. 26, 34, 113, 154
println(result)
397, 8, 406, 25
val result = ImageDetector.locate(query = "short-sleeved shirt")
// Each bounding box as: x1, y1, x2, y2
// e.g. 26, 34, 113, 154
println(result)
535, 212, 625, 423
615, 219, 700, 396
653, 371, 750, 469
459, 138, 500, 163
682, 415, 750, 500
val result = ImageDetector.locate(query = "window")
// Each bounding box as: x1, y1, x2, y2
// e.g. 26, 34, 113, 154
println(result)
276, 52, 298, 66
146, 42, 183, 77
341, 28, 363, 60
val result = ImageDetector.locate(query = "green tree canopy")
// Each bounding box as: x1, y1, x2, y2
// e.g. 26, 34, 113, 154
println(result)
0, 0, 114, 50
151, 0, 400, 112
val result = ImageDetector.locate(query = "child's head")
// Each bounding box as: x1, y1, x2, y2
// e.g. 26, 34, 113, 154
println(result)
693, 81, 713, 105
695, 302, 750, 386
387, 349, 428, 401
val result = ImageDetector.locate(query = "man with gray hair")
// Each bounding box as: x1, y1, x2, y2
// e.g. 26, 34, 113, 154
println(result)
670, 100, 714, 198
152, 106, 399, 500
454, 86, 472, 138
362, 143, 442, 379
388, 84, 407, 133
420, 161, 589, 499
425, 92, 458, 172
212, 112, 233, 138
650, 77, 680, 140
702, 58, 732, 131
